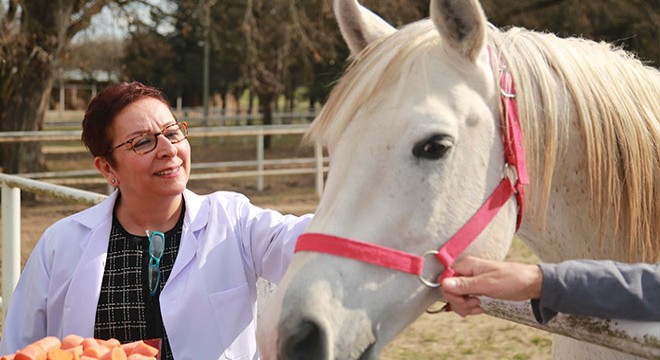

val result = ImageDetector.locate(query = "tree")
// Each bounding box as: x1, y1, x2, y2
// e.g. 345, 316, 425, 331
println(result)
116, 1, 420, 120
242, 0, 305, 147
118, 0, 656, 129
122, 23, 179, 96
207, 0, 247, 114
0, 0, 141, 174
278, 0, 344, 113
129, 0, 250, 111
481, 0, 658, 67
65, 38, 124, 79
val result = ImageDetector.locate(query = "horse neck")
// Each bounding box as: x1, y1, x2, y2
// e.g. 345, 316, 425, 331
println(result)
515, 88, 651, 263
517, 124, 617, 263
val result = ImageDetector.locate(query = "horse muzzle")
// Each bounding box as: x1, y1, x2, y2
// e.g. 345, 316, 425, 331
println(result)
274, 280, 377, 360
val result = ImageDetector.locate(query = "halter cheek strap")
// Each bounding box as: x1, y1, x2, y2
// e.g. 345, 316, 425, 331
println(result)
295, 58, 528, 287
434, 177, 516, 282
500, 66, 529, 230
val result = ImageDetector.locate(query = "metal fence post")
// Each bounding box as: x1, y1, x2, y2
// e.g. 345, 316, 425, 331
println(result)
1, 183, 21, 317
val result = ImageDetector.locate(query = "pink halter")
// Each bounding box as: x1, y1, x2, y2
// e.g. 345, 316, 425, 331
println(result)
295, 56, 528, 287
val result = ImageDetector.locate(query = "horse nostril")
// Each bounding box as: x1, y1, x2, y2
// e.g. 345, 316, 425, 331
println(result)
279, 319, 328, 360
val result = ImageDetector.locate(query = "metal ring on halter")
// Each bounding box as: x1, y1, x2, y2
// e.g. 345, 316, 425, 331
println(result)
418, 250, 441, 288
503, 163, 518, 191
499, 67, 516, 99
500, 86, 516, 99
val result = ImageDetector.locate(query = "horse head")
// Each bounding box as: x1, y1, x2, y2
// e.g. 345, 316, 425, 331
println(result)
258, 1, 522, 358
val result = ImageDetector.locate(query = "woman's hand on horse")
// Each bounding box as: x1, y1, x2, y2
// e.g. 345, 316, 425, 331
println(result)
439, 256, 543, 317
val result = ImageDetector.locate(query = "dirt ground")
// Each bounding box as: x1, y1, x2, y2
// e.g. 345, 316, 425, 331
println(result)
0, 139, 553, 359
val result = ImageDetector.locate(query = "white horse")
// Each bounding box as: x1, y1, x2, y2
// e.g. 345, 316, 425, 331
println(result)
258, 0, 659, 359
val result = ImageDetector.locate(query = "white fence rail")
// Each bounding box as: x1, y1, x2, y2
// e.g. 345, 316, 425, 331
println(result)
0, 124, 328, 196
1, 178, 658, 358
44, 111, 318, 128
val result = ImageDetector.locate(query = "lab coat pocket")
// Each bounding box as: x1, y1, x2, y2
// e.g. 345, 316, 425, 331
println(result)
208, 283, 253, 360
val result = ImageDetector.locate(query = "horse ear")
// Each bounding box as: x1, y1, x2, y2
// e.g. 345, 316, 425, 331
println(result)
334, 0, 397, 56
430, 0, 487, 63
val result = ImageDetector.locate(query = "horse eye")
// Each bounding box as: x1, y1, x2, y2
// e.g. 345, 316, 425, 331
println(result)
412, 134, 453, 159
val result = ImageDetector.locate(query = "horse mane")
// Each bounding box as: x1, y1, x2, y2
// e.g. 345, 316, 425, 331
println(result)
308, 20, 659, 262
490, 28, 659, 262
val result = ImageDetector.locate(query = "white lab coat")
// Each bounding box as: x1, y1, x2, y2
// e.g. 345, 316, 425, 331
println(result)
0, 189, 312, 359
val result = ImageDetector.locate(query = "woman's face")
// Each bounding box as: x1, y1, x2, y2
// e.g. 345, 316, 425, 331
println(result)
105, 97, 191, 201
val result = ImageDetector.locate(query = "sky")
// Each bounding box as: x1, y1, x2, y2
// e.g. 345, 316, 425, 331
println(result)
77, 6, 128, 40
73, 0, 176, 42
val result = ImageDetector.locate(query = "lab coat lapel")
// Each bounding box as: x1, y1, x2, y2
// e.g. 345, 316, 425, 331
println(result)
62, 192, 115, 336
165, 190, 207, 286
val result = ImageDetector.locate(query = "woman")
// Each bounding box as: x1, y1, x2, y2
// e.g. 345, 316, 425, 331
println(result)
0, 82, 312, 359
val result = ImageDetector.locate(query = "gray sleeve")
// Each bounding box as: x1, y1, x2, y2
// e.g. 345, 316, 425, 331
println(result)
530, 260, 660, 324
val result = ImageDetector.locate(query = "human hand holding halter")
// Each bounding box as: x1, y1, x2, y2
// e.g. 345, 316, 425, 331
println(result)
439, 256, 543, 317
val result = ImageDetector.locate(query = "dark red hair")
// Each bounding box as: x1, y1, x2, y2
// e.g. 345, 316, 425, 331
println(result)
81, 82, 172, 161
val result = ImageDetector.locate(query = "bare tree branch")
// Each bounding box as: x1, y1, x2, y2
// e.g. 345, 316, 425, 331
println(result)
67, 0, 112, 39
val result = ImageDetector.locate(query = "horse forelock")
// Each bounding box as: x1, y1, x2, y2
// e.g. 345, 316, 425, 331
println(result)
305, 21, 442, 149
490, 28, 660, 262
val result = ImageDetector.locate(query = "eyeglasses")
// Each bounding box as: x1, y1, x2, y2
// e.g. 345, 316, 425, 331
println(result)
146, 229, 165, 296
109, 122, 188, 155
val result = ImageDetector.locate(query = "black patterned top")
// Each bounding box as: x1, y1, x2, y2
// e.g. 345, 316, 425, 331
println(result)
94, 202, 184, 360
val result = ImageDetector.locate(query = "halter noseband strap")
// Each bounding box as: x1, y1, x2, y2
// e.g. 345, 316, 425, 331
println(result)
295, 57, 528, 288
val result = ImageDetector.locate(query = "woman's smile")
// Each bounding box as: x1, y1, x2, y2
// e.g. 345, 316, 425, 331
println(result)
154, 165, 182, 177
